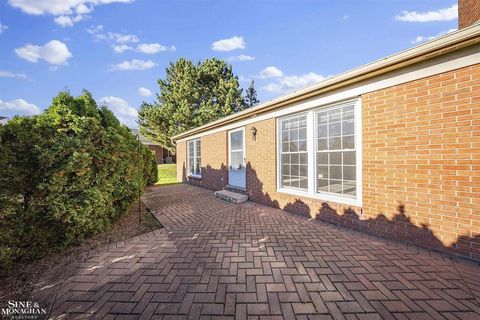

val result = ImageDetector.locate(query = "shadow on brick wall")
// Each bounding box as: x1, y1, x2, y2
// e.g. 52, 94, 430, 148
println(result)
245, 162, 480, 261
184, 164, 228, 191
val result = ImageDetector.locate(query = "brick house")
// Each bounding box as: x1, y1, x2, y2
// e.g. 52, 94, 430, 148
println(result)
130, 128, 175, 164
173, 5, 480, 260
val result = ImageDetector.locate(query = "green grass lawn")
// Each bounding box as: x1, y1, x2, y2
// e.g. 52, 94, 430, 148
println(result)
156, 164, 179, 185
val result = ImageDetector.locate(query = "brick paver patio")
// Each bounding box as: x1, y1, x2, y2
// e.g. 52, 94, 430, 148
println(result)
33, 184, 480, 319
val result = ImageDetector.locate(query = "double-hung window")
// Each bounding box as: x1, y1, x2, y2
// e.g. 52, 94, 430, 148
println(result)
278, 100, 361, 206
187, 138, 201, 177
279, 115, 309, 190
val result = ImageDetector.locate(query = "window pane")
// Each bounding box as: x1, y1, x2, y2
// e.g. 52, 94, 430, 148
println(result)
330, 166, 342, 180
299, 128, 306, 140
329, 122, 341, 137
343, 106, 354, 120
328, 137, 341, 150
318, 138, 327, 151
317, 179, 328, 192
342, 119, 354, 135
329, 152, 341, 165
318, 125, 327, 138
231, 151, 243, 169
290, 141, 298, 152
280, 115, 308, 190
300, 153, 308, 164
300, 164, 308, 176
318, 111, 328, 124
343, 151, 355, 165
329, 109, 341, 122
329, 180, 342, 193
291, 165, 299, 175
343, 180, 356, 196
298, 140, 307, 151
343, 166, 356, 181
317, 153, 328, 165
195, 157, 201, 175
317, 166, 328, 179
315, 103, 357, 197
231, 131, 243, 150
299, 177, 308, 189
343, 136, 354, 149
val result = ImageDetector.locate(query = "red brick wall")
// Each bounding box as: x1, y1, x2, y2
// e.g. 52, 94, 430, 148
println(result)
147, 145, 164, 164
177, 64, 480, 260
459, 0, 480, 29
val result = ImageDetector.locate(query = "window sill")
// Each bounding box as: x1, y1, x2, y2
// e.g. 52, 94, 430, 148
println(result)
277, 187, 362, 207
188, 175, 202, 180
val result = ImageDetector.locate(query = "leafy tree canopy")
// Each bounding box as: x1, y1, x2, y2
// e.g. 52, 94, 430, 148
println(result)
0, 90, 157, 267
138, 58, 246, 152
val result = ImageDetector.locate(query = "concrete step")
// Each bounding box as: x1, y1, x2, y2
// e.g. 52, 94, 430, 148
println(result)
214, 190, 248, 204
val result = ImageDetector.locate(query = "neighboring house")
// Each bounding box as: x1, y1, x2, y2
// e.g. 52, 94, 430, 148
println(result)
173, 3, 480, 261
130, 128, 176, 164
0, 116, 8, 124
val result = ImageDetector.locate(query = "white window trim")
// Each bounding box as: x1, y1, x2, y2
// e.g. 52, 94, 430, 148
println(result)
187, 138, 201, 178
228, 127, 246, 170
276, 98, 362, 207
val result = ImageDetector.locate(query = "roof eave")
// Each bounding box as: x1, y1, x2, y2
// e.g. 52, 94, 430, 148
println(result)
172, 22, 480, 142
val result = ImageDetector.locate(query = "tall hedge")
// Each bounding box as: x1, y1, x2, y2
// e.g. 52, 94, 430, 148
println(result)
0, 91, 157, 267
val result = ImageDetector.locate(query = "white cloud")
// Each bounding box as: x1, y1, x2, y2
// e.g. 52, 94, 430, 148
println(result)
342, 15, 349, 20
87, 24, 103, 34
98, 96, 138, 127
94, 32, 139, 43
0, 70, 28, 79
109, 59, 157, 71
15, 40, 72, 65
411, 28, 457, 44
136, 43, 166, 54
227, 54, 255, 62
211, 36, 245, 52
88, 25, 142, 53
8, 0, 133, 27
138, 87, 152, 97
0, 98, 41, 116
259, 66, 284, 79
261, 72, 325, 95
112, 44, 133, 53
395, 4, 458, 22
54, 14, 86, 27
0, 22, 8, 34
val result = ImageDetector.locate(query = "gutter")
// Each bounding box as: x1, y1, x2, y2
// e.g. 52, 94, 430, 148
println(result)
172, 22, 480, 142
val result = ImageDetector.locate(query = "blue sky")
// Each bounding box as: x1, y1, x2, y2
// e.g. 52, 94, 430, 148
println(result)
0, 0, 458, 127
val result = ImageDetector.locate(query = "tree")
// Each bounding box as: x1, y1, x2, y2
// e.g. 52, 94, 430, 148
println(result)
244, 80, 259, 107
138, 58, 245, 152
0, 90, 157, 266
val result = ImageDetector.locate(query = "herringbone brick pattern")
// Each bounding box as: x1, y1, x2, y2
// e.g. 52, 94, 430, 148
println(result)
33, 184, 480, 319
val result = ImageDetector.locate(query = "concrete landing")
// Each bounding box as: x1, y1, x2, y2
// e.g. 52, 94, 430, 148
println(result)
214, 189, 248, 204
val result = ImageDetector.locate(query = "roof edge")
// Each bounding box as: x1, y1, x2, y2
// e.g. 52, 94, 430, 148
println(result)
172, 22, 480, 142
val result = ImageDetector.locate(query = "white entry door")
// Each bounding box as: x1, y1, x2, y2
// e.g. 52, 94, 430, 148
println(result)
228, 128, 246, 190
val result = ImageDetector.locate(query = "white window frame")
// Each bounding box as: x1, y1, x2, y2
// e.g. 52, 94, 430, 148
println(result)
228, 127, 246, 170
276, 98, 362, 207
277, 112, 310, 191
187, 138, 201, 178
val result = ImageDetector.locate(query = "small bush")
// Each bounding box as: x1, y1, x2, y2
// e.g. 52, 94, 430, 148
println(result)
0, 90, 157, 268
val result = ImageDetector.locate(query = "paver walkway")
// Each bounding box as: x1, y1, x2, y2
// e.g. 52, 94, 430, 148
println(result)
33, 184, 480, 319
